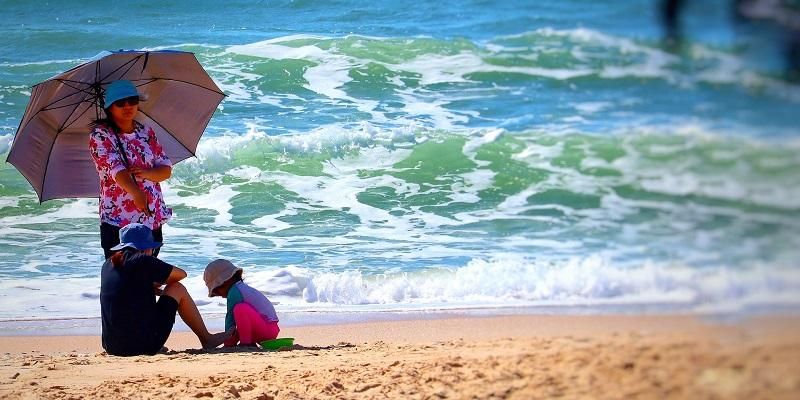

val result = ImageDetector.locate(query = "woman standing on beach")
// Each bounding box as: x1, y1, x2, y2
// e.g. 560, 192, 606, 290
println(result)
100, 223, 230, 356
89, 80, 173, 259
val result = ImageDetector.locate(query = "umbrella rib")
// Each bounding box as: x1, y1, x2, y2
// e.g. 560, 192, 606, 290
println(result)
5, 96, 43, 200
28, 86, 100, 201
41, 97, 93, 112
58, 100, 97, 133
54, 80, 94, 94
138, 77, 226, 96
115, 55, 142, 81
38, 119, 61, 203
53, 78, 93, 87
32, 80, 94, 112
98, 54, 145, 84
38, 99, 102, 202
38, 58, 223, 112
40, 93, 96, 199
9, 102, 80, 159
137, 109, 195, 158
27, 52, 146, 111
129, 77, 160, 93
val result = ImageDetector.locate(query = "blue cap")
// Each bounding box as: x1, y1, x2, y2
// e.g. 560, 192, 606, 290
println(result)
104, 80, 140, 108
110, 223, 162, 251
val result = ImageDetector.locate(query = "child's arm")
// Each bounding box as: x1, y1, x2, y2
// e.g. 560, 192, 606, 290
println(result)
224, 284, 245, 332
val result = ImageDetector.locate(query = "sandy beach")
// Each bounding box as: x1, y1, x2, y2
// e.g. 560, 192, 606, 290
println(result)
0, 314, 798, 399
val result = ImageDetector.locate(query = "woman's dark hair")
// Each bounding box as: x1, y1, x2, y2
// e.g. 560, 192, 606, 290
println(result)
110, 246, 159, 268
109, 247, 136, 268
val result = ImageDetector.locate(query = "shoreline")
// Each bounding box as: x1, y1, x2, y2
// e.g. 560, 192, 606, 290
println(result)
1, 312, 798, 353
2, 304, 794, 337
1, 313, 799, 398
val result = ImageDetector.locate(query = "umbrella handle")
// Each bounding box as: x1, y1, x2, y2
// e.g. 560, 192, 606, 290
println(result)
128, 172, 154, 217
113, 129, 154, 217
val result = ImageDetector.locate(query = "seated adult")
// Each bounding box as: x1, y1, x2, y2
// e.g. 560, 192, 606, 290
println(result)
100, 223, 230, 356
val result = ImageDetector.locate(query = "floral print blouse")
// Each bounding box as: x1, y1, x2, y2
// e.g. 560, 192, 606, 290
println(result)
89, 121, 173, 230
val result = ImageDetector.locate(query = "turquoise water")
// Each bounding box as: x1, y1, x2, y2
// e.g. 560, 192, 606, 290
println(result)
1, 1, 799, 329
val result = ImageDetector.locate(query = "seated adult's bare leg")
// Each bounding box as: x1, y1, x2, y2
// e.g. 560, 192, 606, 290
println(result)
162, 282, 231, 349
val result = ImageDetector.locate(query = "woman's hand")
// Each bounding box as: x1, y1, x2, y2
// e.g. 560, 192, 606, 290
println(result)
114, 169, 153, 215
131, 189, 153, 216
129, 165, 172, 183
128, 166, 152, 180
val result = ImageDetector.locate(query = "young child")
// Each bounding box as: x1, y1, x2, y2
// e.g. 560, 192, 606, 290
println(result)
203, 259, 280, 347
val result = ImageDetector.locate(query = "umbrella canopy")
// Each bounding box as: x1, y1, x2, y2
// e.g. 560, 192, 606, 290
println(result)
6, 50, 225, 202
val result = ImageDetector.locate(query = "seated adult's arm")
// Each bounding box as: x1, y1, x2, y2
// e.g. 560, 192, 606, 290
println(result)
144, 258, 183, 293
165, 266, 187, 284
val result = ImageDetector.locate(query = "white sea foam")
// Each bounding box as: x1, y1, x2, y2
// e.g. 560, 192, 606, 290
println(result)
215, 79, 256, 104
257, 94, 306, 112
226, 37, 388, 121
290, 256, 800, 313
302, 55, 352, 100
250, 210, 294, 233
267, 152, 419, 232
448, 169, 494, 204
158, 224, 276, 261
574, 101, 613, 115
0, 58, 83, 68
0, 248, 797, 320
530, 27, 681, 81
462, 128, 504, 155
0, 199, 95, 227
226, 35, 331, 59
0, 198, 19, 209
395, 89, 467, 130
167, 183, 238, 226
0, 133, 12, 154
393, 51, 592, 85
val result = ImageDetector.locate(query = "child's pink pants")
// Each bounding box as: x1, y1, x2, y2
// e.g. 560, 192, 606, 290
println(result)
224, 303, 280, 346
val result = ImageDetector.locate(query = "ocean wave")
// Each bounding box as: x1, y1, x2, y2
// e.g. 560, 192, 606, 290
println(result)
3, 124, 796, 303
0, 133, 12, 154
4, 124, 800, 218
292, 256, 800, 313
206, 29, 800, 109
1, 255, 797, 321
169, 124, 800, 211
0, 58, 84, 68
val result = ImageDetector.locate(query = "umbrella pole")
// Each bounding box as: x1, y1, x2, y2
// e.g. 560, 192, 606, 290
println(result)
111, 127, 154, 216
